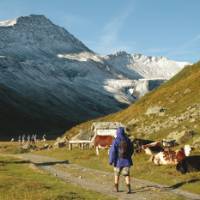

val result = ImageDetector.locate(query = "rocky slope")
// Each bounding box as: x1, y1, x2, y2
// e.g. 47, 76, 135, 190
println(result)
0, 15, 189, 138
65, 62, 200, 148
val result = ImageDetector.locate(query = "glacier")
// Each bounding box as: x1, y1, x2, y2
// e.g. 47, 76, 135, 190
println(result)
0, 15, 190, 138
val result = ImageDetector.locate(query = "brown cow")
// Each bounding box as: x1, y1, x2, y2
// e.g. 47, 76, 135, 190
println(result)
94, 135, 113, 155
152, 145, 192, 165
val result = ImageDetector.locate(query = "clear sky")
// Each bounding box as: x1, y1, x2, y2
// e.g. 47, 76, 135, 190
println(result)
0, 0, 199, 62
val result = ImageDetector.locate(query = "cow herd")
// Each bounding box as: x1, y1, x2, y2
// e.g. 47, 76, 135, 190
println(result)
133, 139, 200, 174
93, 135, 200, 174
132, 138, 200, 173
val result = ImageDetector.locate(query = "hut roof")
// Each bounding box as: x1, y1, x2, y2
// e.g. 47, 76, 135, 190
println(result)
71, 131, 92, 141
91, 122, 125, 130
71, 122, 125, 141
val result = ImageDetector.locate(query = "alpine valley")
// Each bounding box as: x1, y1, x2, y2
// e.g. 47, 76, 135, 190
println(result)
0, 15, 190, 138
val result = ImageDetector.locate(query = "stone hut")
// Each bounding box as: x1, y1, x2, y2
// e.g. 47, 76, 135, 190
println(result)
91, 122, 125, 138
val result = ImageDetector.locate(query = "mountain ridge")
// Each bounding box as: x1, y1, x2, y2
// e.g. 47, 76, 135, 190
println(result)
65, 61, 200, 148
0, 15, 190, 138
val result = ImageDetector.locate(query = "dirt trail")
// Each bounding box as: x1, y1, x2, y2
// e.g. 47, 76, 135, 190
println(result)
14, 153, 200, 200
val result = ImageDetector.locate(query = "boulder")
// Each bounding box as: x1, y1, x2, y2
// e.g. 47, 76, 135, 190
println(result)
189, 118, 196, 123
192, 136, 200, 149
53, 136, 68, 148
183, 88, 191, 94
167, 130, 195, 144
21, 143, 31, 150
127, 118, 139, 125
145, 106, 166, 115
21, 142, 37, 152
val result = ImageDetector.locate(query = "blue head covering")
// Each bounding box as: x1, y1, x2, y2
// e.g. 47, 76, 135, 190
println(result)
116, 127, 125, 139
115, 127, 129, 144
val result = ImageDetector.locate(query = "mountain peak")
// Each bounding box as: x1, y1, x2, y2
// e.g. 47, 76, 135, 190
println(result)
105, 52, 190, 79
16, 14, 53, 27
0, 15, 51, 27
0, 14, 91, 57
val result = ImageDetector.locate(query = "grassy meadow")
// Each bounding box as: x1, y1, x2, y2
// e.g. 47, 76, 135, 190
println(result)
0, 148, 116, 200
0, 62, 200, 199
46, 61, 200, 196
35, 147, 200, 195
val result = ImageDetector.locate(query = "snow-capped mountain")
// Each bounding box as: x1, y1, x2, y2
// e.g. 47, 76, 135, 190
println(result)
104, 51, 190, 79
0, 15, 91, 58
0, 15, 190, 138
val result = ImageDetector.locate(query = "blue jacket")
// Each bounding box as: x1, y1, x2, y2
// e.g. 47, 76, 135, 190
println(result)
109, 127, 133, 168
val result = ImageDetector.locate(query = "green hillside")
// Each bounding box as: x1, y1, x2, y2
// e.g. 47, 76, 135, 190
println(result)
65, 61, 200, 147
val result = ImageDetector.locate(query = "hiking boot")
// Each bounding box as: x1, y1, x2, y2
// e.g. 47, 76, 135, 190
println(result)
114, 183, 119, 192
126, 184, 131, 194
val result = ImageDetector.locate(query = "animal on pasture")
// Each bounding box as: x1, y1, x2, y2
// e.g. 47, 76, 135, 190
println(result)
176, 155, 200, 174
94, 135, 113, 155
152, 145, 192, 165
142, 141, 164, 155
142, 141, 164, 161
132, 138, 154, 153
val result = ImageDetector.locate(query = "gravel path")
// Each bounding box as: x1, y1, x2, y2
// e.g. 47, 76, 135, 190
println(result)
14, 153, 200, 200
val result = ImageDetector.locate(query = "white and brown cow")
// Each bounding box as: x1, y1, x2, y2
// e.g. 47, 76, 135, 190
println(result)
94, 135, 113, 155
142, 141, 164, 155
152, 145, 192, 165
142, 141, 164, 161
133, 138, 154, 153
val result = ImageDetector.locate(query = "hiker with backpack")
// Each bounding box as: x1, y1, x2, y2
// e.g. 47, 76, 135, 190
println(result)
109, 127, 133, 194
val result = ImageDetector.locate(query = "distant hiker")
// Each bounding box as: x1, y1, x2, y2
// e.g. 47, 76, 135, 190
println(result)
31, 134, 35, 144
34, 134, 37, 143
31, 134, 37, 144
18, 135, 21, 144
109, 127, 134, 194
42, 134, 47, 142
27, 135, 30, 143
22, 134, 25, 144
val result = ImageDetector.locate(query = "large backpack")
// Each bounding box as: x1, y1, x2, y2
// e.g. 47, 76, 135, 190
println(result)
118, 139, 128, 158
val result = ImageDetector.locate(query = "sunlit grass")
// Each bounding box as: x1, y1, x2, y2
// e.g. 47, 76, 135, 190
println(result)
36, 147, 200, 194
0, 155, 116, 200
